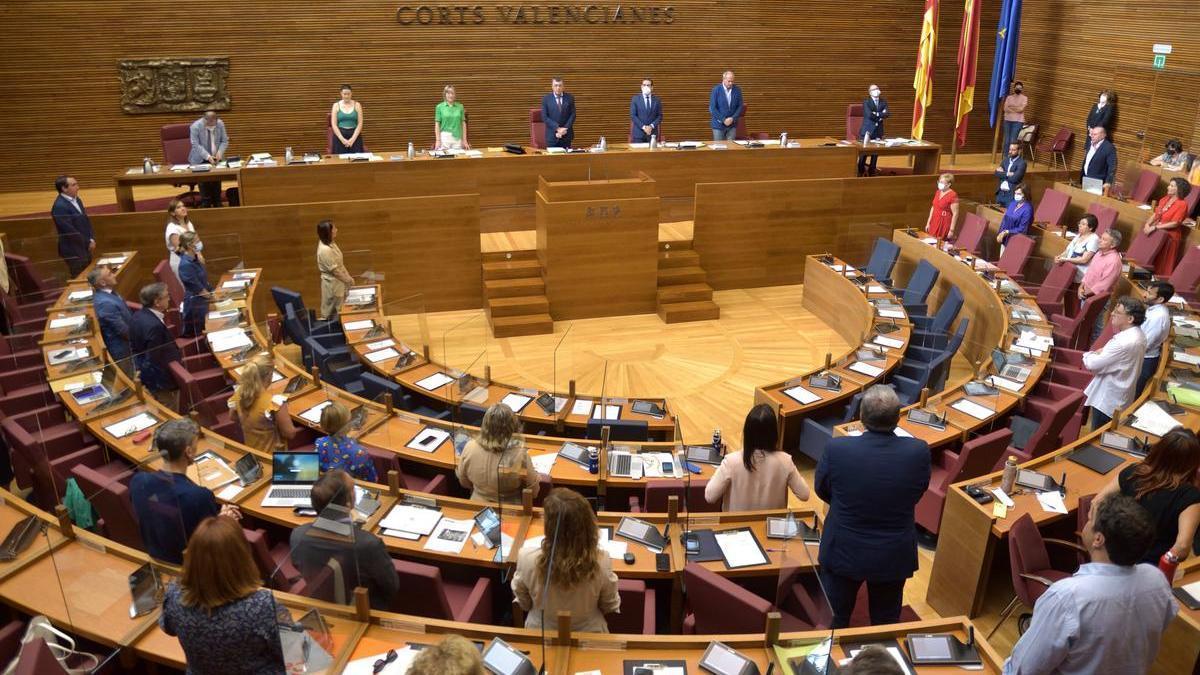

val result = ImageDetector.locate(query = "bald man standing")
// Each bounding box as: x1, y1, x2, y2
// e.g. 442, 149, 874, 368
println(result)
709, 70, 744, 141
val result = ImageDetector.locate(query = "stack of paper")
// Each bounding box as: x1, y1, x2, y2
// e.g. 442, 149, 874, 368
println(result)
848, 361, 885, 378
571, 399, 594, 416
343, 319, 374, 331
591, 404, 621, 420
415, 372, 454, 391
299, 401, 333, 424
951, 399, 994, 420
67, 289, 93, 302
221, 279, 250, 290
531, 453, 558, 475
364, 347, 400, 363
207, 327, 253, 353
873, 335, 905, 349
714, 529, 768, 568
49, 315, 87, 330
783, 385, 821, 405
379, 504, 443, 537
1129, 402, 1183, 437
877, 307, 905, 319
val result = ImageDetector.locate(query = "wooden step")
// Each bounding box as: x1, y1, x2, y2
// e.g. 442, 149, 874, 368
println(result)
657, 249, 700, 269
491, 313, 554, 338
659, 239, 694, 252
656, 282, 713, 304
657, 300, 721, 323
487, 295, 550, 317
483, 258, 542, 280
657, 266, 707, 286
484, 276, 545, 298
481, 249, 539, 264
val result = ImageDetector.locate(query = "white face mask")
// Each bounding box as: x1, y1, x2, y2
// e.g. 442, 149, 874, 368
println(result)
869, 90, 880, 98
937, 182, 947, 191
1014, 194, 1024, 202
641, 86, 652, 96
1099, 96, 1107, 106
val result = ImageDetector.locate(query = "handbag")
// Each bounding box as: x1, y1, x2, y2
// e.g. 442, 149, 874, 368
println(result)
1, 615, 101, 675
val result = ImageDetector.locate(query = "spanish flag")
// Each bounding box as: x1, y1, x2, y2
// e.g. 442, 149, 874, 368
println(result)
912, 0, 939, 140
954, 0, 982, 148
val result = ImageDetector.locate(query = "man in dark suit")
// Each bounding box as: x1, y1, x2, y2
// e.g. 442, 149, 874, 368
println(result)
1081, 126, 1118, 194
130, 282, 182, 411
858, 85, 890, 176
815, 384, 931, 627
708, 70, 744, 141
50, 175, 95, 276
540, 77, 576, 149
629, 78, 663, 143
88, 265, 134, 375
995, 142, 1028, 206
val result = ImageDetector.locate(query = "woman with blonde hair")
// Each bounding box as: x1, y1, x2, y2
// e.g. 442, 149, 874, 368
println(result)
434, 84, 470, 150
456, 403, 538, 503
160, 516, 285, 673
164, 198, 202, 277
229, 353, 297, 452
408, 634, 485, 675
315, 401, 377, 481
925, 172, 959, 240
512, 488, 620, 633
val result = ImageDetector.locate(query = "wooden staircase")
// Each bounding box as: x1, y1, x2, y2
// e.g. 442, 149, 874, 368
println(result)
483, 251, 554, 338
656, 241, 720, 323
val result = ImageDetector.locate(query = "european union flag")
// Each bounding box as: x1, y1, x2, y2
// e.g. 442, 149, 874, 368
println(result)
988, 0, 1023, 128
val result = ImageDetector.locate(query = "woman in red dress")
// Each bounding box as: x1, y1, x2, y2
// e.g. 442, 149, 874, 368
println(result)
1142, 177, 1192, 276
926, 173, 959, 239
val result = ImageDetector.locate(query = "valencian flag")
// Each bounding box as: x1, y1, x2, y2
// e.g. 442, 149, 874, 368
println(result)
988, 0, 1023, 128
953, 0, 982, 147
912, 0, 939, 140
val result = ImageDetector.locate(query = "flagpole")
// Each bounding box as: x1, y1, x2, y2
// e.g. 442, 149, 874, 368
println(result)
990, 114, 1002, 165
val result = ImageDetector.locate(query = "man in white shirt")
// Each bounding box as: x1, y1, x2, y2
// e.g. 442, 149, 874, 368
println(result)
1137, 281, 1173, 395
1082, 296, 1147, 429
188, 111, 229, 207
1003, 493, 1176, 675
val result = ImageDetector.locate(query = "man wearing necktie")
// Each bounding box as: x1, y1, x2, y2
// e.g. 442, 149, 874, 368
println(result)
708, 70, 744, 141
188, 110, 229, 206
50, 175, 95, 276
629, 78, 663, 143
539, 77, 576, 149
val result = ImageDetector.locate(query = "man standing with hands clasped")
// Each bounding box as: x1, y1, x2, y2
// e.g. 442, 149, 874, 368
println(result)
858, 84, 889, 176
540, 77, 576, 149
630, 78, 662, 143
708, 70, 744, 141
188, 110, 228, 207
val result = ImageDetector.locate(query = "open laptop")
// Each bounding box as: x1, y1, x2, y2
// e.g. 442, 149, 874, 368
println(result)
71, 364, 119, 406
260, 452, 321, 507
991, 348, 1031, 382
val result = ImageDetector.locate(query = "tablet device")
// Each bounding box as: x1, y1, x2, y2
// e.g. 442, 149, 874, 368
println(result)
903, 633, 982, 666
0, 516, 42, 561
963, 381, 999, 397
234, 453, 262, 485
481, 638, 537, 675
906, 409, 947, 430
128, 563, 161, 618
558, 442, 591, 468
474, 507, 501, 547
632, 400, 665, 419
808, 373, 841, 392
616, 516, 668, 552
1065, 445, 1125, 475
699, 641, 760, 675
1015, 468, 1057, 492
685, 445, 723, 465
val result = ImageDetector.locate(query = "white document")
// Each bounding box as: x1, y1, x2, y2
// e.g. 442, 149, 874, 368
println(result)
848, 361, 884, 378
424, 518, 473, 553
298, 401, 333, 425
207, 327, 253, 352
546, 147, 567, 154
641, 452, 680, 479
500, 393, 532, 412
782, 385, 821, 405
271, 394, 287, 407
1037, 490, 1069, 514
415, 372, 454, 391
364, 347, 400, 363
365, 338, 395, 350
67, 289, 93, 302
221, 279, 250, 290
381, 528, 422, 540
921, 237, 938, 245
867, 284, 888, 294
991, 488, 1015, 507
379, 504, 443, 536
346, 287, 376, 303
714, 529, 769, 568
342, 648, 420, 675
95, 256, 127, 266
877, 308, 906, 319
531, 453, 558, 475
1182, 579, 1200, 599
951, 399, 994, 420
600, 539, 628, 559
343, 319, 375, 331
407, 427, 450, 452
216, 484, 243, 501
103, 412, 158, 438
207, 308, 239, 321
591, 404, 621, 420
873, 335, 905, 349
49, 315, 87, 330
989, 375, 1024, 393
571, 399, 594, 416
48, 347, 90, 365
1172, 351, 1200, 366
1130, 402, 1183, 437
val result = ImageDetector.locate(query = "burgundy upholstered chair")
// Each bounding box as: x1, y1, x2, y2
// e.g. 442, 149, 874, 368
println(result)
1165, 246, 1200, 302
681, 563, 808, 634
954, 213, 987, 257
996, 234, 1035, 280
529, 108, 546, 150
987, 513, 1083, 638
629, 479, 718, 513
1025, 262, 1078, 318
70, 464, 143, 550
1086, 202, 1118, 237
1008, 382, 1086, 463
845, 104, 864, 143
1125, 230, 1167, 271
605, 579, 657, 634
1032, 188, 1070, 229
915, 429, 1014, 535
363, 445, 448, 495
391, 559, 493, 624
1051, 292, 1111, 350
244, 527, 303, 592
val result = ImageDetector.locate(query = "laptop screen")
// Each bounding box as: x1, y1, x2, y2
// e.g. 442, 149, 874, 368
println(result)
271, 453, 320, 484
990, 348, 1007, 372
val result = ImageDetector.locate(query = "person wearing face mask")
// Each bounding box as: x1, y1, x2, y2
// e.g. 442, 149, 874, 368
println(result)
858, 84, 889, 176
994, 142, 1027, 206
996, 183, 1033, 253
1087, 89, 1116, 135
1081, 126, 1117, 194
1141, 177, 1192, 276
925, 173, 958, 239
1001, 81, 1027, 151
1149, 139, 1191, 173
629, 78, 662, 143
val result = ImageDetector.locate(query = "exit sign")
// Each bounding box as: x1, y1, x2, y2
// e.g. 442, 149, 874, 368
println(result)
1153, 54, 1167, 69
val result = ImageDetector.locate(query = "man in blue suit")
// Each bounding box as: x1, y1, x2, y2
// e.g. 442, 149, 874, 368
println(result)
709, 71, 744, 141
1081, 126, 1118, 195
540, 77, 576, 149
995, 142, 1028, 206
50, 175, 95, 276
130, 282, 182, 410
858, 84, 890, 176
629, 78, 663, 143
88, 265, 133, 376
815, 384, 931, 627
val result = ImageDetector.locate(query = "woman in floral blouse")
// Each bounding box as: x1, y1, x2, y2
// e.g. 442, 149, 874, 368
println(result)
315, 402, 378, 482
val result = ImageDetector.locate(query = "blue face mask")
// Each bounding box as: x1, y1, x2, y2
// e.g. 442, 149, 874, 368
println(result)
1014, 194, 1024, 202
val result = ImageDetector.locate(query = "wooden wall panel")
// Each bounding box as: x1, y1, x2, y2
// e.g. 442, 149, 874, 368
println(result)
1015, 1, 1200, 180
0, 195, 482, 314
0, 0, 997, 193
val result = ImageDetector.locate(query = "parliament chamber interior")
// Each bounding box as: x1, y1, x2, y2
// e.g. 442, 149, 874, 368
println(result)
1, 1, 1200, 673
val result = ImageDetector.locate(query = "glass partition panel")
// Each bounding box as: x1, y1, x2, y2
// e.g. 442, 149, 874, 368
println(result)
383, 293, 428, 365
193, 231, 244, 281
440, 311, 488, 406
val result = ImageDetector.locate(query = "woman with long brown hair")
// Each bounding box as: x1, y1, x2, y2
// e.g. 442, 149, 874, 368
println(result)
160, 515, 285, 674
229, 352, 297, 452
1097, 427, 1200, 563
511, 488, 619, 632
455, 403, 538, 504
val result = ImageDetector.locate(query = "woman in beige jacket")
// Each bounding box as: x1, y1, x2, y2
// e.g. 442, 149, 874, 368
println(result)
456, 403, 539, 504
705, 404, 811, 510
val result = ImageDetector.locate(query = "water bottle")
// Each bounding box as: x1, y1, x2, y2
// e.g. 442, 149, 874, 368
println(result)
143, 156, 154, 174
649, 134, 657, 150
587, 447, 599, 475
1158, 551, 1180, 581
599, 136, 607, 151
284, 146, 293, 164
1000, 455, 1018, 493
407, 142, 415, 160
780, 132, 789, 147
712, 428, 722, 451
